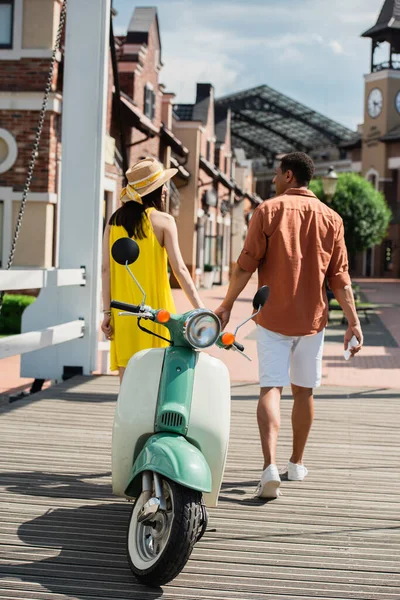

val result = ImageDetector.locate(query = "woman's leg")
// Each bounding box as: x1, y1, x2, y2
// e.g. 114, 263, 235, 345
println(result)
118, 367, 125, 382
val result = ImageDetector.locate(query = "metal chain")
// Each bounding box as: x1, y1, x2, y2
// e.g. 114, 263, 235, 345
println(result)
0, 0, 67, 314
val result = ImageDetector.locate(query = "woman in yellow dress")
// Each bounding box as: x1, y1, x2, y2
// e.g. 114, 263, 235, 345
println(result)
101, 157, 204, 380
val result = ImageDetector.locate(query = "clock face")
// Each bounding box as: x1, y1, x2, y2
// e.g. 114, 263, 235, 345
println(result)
396, 91, 400, 114
368, 88, 383, 118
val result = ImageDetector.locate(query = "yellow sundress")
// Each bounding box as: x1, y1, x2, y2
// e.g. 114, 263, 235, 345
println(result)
109, 208, 176, 371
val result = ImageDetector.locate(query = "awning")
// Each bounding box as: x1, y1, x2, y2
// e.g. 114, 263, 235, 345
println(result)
245, 192, 262, 205
160, 124, 189, 158
234, 183, 244, 196
200, 156, 219, 179
120, 92, 159, 137
218, 171, 235, 191
170, 156, 190, 181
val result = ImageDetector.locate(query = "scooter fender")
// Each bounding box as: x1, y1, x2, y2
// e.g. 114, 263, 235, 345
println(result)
124, 433, 212, 498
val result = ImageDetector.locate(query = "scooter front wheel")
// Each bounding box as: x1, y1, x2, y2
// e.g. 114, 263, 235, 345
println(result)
127, 478, 203, 586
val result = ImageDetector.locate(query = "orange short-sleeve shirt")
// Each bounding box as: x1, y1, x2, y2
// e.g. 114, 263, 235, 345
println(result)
237, 188, 351, 336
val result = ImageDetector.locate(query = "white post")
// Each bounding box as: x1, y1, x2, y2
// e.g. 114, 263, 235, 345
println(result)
21, 0, 110, 379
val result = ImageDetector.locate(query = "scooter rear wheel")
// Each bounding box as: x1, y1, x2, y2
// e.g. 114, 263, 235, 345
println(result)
127, 478, 203, 586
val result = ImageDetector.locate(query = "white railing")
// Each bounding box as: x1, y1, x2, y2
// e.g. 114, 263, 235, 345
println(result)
0, 267, 86, 361
0, 320, 85, 359
0, 267, 85, 291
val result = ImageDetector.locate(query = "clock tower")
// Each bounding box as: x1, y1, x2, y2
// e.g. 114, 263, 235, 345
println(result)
362, 0, 400, 187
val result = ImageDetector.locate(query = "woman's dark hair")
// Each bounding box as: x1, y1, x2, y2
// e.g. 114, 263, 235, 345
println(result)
109, 185, 164, 239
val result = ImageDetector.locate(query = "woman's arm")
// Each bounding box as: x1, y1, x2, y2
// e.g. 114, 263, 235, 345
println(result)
163, 214, 204, 309
101, 224, 113, 339
102, 224, 111, 310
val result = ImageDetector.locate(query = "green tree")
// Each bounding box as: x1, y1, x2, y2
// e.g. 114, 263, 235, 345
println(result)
309, 173, 392, 256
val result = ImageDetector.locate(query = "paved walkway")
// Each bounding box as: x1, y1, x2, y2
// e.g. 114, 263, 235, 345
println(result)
1, 279, 399, 399
0, 375, 399, 599
173, 278, 400, 389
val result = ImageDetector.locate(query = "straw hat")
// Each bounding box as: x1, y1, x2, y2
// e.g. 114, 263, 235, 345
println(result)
120, 157, 178, 204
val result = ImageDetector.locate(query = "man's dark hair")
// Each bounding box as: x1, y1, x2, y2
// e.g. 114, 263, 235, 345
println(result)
280, 152, 315, 186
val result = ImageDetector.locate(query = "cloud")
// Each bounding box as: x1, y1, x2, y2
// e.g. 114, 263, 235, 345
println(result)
113, 0, 384, 128
160, 55, 240, 101
329, 40, 345, 55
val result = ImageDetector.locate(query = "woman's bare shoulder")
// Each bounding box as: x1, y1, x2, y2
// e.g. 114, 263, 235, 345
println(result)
149, 210, 175, 229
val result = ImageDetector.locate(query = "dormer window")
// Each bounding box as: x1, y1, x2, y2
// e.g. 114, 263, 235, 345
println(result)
144, 84, 156, 120
206, 140, 211, 162
0, 1, 14, 49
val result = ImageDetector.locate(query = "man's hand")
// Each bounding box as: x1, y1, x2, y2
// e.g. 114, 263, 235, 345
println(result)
344, 323, 363, 357
215, 305, 232, 330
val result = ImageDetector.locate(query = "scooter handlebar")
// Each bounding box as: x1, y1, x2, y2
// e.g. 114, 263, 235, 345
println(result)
110, 300, 141, 314
233, 341, 245, 352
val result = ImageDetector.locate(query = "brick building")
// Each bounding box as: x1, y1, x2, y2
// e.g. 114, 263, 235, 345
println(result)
173, 84, 255, 287
0, 4, 193, 271
0, 0, 64, 268
0, 3, 255, 288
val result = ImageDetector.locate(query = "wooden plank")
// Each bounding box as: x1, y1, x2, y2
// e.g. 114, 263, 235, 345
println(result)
0, 375, 399, 599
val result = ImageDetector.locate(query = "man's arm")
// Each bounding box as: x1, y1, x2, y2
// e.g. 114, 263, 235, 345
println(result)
215, 265, 252, 328
327, 220, 363, 356
333, 286, 363, 354
215, 208, 267, 329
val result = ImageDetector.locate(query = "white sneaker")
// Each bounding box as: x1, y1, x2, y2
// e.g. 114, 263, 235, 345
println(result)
255, 465, 281, 498
288, 461, 308, 481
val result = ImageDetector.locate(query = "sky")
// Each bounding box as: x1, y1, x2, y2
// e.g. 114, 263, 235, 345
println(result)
113, 0, 386, 132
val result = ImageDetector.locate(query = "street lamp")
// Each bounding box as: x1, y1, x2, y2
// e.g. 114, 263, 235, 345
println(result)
321, 166, 338, 201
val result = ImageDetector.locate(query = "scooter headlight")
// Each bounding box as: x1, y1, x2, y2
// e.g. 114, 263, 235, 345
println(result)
184, 310, 221, 349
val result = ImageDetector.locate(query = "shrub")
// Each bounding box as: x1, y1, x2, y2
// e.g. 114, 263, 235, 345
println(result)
204, 264, 215, 272
0, 294, 36, 334
310, 173, 392, 255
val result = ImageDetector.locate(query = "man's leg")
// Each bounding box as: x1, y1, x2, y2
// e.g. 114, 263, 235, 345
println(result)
257, 386, 282, 468
289, 329, 324, 478
290, 384, 314, 464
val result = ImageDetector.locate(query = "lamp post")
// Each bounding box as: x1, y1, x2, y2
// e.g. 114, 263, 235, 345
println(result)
321, 165, 338, 202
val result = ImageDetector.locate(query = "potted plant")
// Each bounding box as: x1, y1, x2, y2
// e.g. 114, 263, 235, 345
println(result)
203, 264, 215, 289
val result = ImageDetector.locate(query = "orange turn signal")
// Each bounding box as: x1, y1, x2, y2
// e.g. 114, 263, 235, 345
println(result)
221, 332, 235, 346
157, 309, 171, 323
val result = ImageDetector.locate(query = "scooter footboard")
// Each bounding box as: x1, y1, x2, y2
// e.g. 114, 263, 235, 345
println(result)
125, 433, 212, 498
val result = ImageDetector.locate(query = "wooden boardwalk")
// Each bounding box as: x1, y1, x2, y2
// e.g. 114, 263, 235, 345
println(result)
0, 376, 399, 600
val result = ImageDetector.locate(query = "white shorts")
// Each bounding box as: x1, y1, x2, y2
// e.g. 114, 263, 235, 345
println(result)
257, 325, 325, 389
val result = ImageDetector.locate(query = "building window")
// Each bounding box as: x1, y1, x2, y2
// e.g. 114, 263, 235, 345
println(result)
144, 85, 156, 120
0, 1, 14, 49
366, 168, 379, 191
206, 140, 211, 162
224, 156, 231, 176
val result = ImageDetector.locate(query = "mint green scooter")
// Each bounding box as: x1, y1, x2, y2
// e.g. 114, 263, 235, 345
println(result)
110, 237, 268, 586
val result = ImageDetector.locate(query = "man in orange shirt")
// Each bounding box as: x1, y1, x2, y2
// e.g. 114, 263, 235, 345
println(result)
216, 153, 363, 499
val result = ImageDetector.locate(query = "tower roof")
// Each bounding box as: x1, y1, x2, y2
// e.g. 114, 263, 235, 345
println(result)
362, 0, 400, 41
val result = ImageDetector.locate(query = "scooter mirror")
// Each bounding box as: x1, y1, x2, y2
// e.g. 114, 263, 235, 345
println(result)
112, 238, 140, 266
252, 285, 269, 310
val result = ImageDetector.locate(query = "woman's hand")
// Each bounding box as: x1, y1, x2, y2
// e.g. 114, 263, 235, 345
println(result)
101, 314, 113, 340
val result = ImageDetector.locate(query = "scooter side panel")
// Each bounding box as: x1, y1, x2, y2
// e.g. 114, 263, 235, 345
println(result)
188, 352, 231, 507
112, 348, 165, 497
